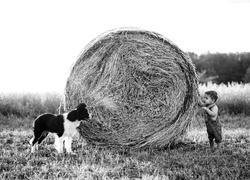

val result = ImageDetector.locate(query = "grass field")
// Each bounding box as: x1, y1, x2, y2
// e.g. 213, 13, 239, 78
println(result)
0, 115, 250, 180
0, 83, 250, 179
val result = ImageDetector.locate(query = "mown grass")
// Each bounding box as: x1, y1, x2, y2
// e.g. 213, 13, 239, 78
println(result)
0, 115, 250, 180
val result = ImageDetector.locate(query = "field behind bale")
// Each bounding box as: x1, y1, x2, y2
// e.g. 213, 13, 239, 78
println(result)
0, 83, 250, 119
0, 83, 250, 179
199, 82, 250, 115
0, 92, 64, 119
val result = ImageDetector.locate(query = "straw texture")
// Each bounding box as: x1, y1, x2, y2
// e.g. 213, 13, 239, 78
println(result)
65, 28, 199, 149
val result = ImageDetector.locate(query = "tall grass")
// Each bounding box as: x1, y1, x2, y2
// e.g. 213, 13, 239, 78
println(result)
0, 82, 249, 120
0, 92, 64, 118
199, 82, 250, 115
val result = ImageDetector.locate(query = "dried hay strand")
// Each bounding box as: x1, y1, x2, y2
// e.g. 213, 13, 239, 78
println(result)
65, 28, 199, 149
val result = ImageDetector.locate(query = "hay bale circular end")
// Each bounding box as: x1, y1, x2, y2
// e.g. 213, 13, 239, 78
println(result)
65, 28, 199, 149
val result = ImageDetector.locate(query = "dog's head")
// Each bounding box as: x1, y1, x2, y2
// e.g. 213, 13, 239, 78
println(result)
67, 103, 91, 122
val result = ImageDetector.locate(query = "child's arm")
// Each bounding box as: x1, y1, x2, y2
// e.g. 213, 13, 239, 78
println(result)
202, 105, 218, 121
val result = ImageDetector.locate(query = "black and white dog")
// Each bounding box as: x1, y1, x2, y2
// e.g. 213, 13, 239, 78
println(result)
29, 103, 91, 154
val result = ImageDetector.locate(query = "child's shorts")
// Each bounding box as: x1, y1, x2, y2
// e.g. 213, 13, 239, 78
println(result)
205, 121, 222, 143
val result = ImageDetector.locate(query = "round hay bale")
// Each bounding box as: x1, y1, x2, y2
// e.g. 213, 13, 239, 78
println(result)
65, 28, 199, 149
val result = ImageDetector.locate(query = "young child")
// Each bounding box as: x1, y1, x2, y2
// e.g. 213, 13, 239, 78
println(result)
199, 90, 222, 151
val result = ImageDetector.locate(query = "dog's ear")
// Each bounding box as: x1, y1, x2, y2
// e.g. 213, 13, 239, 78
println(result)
67, 110, 77, 122
77, 103, 86, 109
76, 103, 89, 120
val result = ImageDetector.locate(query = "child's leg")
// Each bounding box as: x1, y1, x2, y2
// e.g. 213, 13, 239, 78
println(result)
206, 123, 215, 150
214, 123, 222, 150
216, 142, 221, 149
207, 130, 215, 149
209, 139, 214, 149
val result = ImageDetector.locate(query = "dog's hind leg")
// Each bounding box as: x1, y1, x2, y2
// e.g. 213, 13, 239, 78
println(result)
29, 137, 36, 153
30, 128, 43, 153
37, 131, 49, 144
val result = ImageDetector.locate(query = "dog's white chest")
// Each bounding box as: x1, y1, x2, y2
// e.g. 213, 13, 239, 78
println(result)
63, 116, 81, 137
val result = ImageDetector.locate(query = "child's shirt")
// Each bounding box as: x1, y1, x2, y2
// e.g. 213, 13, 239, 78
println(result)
204, 104, 219, 122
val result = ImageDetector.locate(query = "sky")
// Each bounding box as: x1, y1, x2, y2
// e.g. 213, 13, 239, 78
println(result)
0, 0, 249, 93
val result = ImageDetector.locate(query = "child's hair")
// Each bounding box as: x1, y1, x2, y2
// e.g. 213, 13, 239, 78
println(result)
205, 90, 218, 102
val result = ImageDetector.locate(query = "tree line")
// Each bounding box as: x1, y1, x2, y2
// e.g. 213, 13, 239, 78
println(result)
187, 52, 250, 84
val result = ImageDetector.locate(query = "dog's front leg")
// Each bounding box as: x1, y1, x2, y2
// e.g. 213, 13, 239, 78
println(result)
65, 137, 74, 154
54, 136, 64, 154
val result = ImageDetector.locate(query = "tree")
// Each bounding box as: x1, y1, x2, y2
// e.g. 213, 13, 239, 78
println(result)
243, 66, 250, 83
188, 52, 250, 84
197, 70, 218, 83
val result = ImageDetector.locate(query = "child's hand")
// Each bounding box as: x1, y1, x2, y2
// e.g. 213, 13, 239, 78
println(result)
202, 107, 208, 112
198, 98, 203, 106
